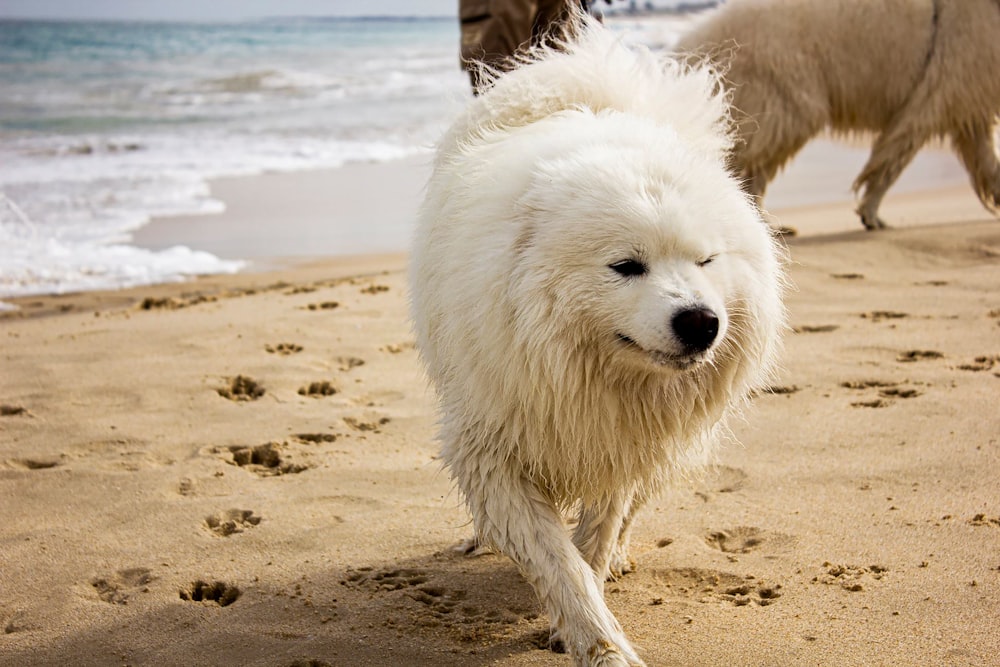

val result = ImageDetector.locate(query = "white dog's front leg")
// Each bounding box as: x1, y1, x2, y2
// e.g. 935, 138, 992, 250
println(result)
457, 458, 645, 667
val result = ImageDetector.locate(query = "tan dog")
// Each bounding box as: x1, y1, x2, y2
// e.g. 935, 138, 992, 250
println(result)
678, 0, 1000, 230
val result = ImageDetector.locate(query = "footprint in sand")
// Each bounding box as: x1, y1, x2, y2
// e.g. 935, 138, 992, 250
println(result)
861, 311, 908, 322
957, 355, 999, 371
298, 381, 338, 397
205, 509, 262, 537
336, 356, 365, 372
792, 324, 839, 333
653, 568, 783, 607
69, 437, 171, 472
850, 398, 892, 408
8, 457, 60, 470
303, 301, 340, 311
896, 350, 944, 363
359, 284, 390, 295
381, 341, 415, 354
969, 513, 1000, 527
692, 465, 748, 503
812, 562, 888, 592
179, 580, 241, 606
215, 442, 309, 476
705, 526, 796, 555
91, 567, 156, 604
341, 565, 539, 641
842, 380, 921, 401
705, 527, 766, 554
831, 273, 865, 280
350, 389, 407, 408
706, 465, 748, 494
841, 379, 897, 390
218, 375, 265, 401
717, 582, 783, 606
293, 432, 340, 444
343, 415, 391, 433
343, 566, 429, 591
2, 611, 35, 635
265, 342, 303, 355
761, 384, 800, 396
138, 294, 216, 310
878, 387, 922, 399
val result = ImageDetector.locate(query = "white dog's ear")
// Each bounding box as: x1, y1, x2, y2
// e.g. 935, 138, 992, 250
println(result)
450, 11, 734, 164
650, 58, 734, 160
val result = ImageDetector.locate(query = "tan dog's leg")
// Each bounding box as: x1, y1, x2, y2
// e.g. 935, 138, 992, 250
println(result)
952, 124, 1000, 214
737, 116, 817, 236
854, 115, 931, 230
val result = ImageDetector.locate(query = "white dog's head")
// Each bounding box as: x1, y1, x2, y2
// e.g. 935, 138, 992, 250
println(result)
507, 109, 780, 378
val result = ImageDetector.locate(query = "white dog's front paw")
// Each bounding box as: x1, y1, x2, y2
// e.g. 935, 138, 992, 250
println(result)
584, 639, 646, 667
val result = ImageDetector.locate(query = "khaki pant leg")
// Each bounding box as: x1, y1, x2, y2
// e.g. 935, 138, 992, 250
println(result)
532, 0, 577, 44
459, 0, 579, 90
460, 0, 534, 69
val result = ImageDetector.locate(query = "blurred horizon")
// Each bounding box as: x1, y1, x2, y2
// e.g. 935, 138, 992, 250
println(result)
0, 0, 457, 22
0, 0, 706, 23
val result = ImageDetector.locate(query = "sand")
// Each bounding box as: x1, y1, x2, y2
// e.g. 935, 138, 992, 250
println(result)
2, 143, 999, 666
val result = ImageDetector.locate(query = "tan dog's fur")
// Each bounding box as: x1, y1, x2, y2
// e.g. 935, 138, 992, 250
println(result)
678, 0, 1000, 229
411, 13, 785, 666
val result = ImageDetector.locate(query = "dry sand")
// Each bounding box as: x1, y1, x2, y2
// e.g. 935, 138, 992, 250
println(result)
2, 146, 999, 666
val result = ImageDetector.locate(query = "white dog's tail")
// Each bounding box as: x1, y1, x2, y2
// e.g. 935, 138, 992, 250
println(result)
448, 9, 734, 163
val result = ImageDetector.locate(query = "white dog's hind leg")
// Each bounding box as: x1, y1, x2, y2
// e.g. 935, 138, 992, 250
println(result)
458, 458, 646, 667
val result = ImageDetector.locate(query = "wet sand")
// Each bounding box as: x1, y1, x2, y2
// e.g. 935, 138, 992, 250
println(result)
2, 143, 999, 666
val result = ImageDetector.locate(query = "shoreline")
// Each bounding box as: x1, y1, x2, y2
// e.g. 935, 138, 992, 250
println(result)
4, 137, 983, 319
129, 137, 972, 269
131, 155, 433, 270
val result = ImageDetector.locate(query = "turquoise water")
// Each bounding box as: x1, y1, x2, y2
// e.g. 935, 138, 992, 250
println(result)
0, 14, 688, 300
0, 17, 468, 298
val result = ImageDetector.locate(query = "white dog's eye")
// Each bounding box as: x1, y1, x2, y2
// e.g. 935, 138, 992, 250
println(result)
609, 259, 647, 277
697, 254, 717, 267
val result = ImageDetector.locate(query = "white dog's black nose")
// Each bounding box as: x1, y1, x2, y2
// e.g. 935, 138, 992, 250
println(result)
672, 307, 719, 352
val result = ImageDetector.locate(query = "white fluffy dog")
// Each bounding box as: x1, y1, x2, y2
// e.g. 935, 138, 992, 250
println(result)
410, 14, 785, 667
678, 0, 1000, 230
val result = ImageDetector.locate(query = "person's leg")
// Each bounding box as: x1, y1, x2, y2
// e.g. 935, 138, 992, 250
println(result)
460, 0, 536, 91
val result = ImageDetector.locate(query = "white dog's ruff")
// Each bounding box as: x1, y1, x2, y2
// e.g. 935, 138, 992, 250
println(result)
410, 14, 785, 666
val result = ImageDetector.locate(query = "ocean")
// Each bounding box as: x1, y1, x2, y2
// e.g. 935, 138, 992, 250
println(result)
0, 15, 689, 303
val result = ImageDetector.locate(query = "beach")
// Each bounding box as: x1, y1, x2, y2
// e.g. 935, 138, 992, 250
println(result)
3, 140, 999, 666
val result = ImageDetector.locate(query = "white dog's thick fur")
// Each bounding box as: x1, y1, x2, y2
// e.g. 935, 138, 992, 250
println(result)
410, 15, 785, 667
678, 0, 1000, 230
